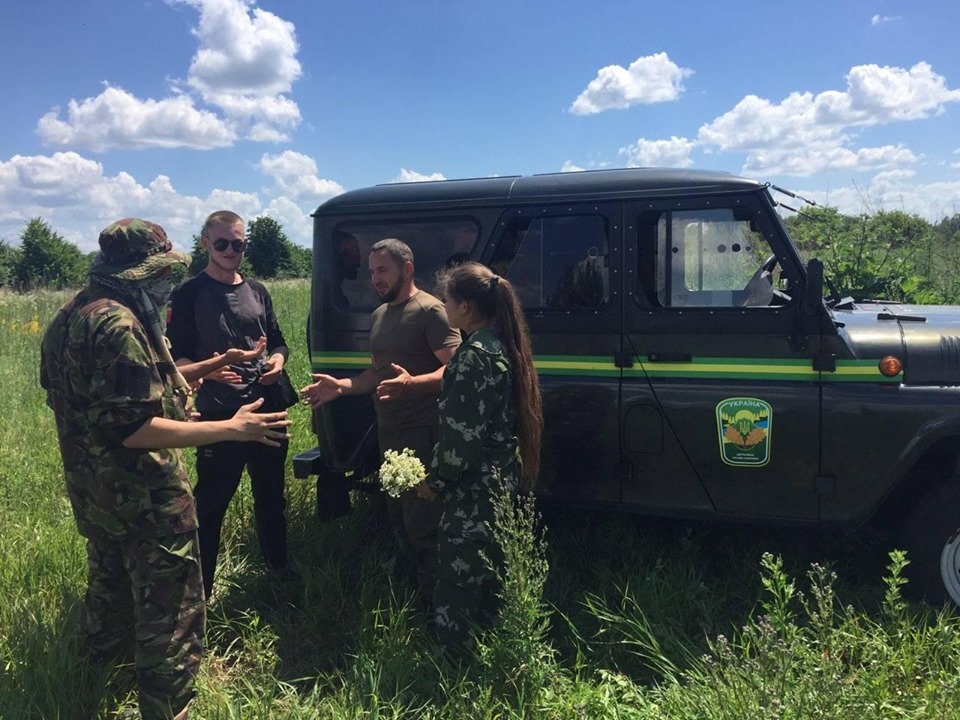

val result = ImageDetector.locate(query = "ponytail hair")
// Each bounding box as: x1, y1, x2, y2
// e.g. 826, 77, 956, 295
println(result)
436, 262, 543, 488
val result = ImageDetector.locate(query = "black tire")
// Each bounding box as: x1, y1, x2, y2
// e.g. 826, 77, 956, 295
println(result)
899, 480, 960, 606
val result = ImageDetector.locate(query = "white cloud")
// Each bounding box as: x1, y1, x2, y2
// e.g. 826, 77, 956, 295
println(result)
247, 121, 293, 143
871, 14, 901, 25
0, 148, 345, 249
175, 0, 302, 140
559, 159, 613, 173
869, 168, 917, 188
697, 62, 959, 176
619, 136, 696, 168
569, 52, 693, 115
205, 94, 301, 130
35, 0, 303, 151
179, 0, 301, 95
828, 62, 960, 125
37, 86, 236, 151
390, 168, 446, 183
743, 144, 918, 176
257, 150, 344, 203
0, 153, 108, 220
261, 196, 313, 247
791, 173, 960, 220
0, 151, 263, 250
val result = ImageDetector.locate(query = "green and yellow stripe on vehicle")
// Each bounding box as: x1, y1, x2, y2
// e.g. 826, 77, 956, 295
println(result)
311, 352, 901, 383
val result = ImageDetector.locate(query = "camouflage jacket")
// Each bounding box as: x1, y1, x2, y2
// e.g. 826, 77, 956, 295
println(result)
429, 327, 518, 493
40, 286, 197, 540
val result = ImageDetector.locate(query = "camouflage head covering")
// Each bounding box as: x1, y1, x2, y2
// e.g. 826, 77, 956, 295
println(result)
90, 218, 191, 281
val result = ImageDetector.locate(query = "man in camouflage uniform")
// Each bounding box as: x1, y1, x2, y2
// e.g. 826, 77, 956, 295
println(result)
40, 218, 290, 720
426, 326, 519, 651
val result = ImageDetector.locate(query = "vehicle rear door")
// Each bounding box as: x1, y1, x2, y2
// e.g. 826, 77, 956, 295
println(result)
482, 202, 623, 505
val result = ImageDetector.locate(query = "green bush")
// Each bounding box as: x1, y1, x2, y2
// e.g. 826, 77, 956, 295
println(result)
14, 218, 88, 290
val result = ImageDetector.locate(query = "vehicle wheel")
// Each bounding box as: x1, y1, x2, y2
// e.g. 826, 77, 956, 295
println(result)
942, 526, 960, 606
899, 480, 960, 606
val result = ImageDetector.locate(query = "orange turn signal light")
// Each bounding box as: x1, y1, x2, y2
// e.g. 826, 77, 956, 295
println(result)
879, 356, 903, 377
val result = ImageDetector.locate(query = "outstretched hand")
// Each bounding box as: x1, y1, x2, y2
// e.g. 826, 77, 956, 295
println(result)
205, 337, 267, 384
225, 336, 267, 365
229, 398, 292, 446
376, 363, 411, 402
257, 352, 285, 386
206, 357, 243, 384
300, 373, 344, 409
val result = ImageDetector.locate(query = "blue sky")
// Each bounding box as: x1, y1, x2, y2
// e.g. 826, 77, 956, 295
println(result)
2, 0, 959, 252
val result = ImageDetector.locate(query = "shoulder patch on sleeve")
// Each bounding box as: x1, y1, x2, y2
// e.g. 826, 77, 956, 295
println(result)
115, 361, 153, 399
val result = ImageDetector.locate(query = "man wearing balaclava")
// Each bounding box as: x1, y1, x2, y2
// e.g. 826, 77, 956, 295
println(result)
40, 218, 291, 720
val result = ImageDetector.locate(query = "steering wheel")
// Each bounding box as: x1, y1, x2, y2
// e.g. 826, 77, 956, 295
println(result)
741, 253, 781, 306
757, 252, 779, 278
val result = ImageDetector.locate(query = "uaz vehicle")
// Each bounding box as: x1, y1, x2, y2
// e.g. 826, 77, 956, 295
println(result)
294, 168, 960, 606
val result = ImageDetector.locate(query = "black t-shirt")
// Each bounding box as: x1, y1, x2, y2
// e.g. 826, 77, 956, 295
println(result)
167, 272, 288, 416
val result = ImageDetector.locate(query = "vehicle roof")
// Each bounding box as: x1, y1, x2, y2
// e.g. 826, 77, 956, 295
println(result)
314, 167, 766, 214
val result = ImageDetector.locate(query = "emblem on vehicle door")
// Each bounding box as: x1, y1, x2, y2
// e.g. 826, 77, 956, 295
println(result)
716, 398, 772, 467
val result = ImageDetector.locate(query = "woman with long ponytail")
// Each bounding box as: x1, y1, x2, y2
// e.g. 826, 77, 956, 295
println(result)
425, 261, 543, 651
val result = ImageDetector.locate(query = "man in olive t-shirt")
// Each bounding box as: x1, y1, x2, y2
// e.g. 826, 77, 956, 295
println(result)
302, 238, 460, 602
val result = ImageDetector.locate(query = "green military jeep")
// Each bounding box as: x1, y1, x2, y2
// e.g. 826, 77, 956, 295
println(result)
294, 168, 960, 606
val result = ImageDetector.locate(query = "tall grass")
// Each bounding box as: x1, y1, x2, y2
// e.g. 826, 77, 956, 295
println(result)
1, 283, 959, 719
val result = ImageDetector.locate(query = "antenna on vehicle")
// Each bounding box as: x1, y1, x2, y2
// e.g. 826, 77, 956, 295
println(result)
767, 183, 821, 217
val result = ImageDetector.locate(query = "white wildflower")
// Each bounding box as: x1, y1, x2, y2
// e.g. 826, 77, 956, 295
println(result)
378, 448, 426, 498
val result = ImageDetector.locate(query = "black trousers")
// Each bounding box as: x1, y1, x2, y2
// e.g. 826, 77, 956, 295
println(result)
193, 438, 288, 597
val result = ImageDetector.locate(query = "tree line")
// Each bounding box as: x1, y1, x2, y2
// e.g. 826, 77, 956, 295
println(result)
785, 208, 960, 305
0, 216, 312, 291
4, 209, 960, 304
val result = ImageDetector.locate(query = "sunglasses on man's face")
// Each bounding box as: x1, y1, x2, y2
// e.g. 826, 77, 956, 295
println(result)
212, 238, 247, 253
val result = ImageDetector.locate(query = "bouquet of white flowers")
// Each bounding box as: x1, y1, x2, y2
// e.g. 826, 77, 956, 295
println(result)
378, 448, 426, 498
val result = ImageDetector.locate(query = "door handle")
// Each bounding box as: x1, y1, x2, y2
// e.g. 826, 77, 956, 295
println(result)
647, 352, 692, 362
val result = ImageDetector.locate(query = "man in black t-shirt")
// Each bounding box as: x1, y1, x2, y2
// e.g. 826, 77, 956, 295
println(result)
167, 210, 292, 598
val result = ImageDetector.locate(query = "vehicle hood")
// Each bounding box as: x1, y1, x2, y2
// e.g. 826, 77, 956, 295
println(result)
831, 301, 960, 384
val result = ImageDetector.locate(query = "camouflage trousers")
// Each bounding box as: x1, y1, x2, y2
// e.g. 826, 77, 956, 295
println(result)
83, 530, 204, 720
432, 464, 515, 652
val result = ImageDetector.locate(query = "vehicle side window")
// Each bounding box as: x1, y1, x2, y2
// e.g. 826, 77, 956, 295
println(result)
642, 208, 784, 308
490, 215, 609, 310
332, 219, 478, 310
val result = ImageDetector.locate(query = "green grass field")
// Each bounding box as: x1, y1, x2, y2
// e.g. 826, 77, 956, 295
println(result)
2, 281, 959, 719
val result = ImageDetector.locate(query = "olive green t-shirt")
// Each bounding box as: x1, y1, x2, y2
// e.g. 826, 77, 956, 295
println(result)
370, 290, 461, 429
